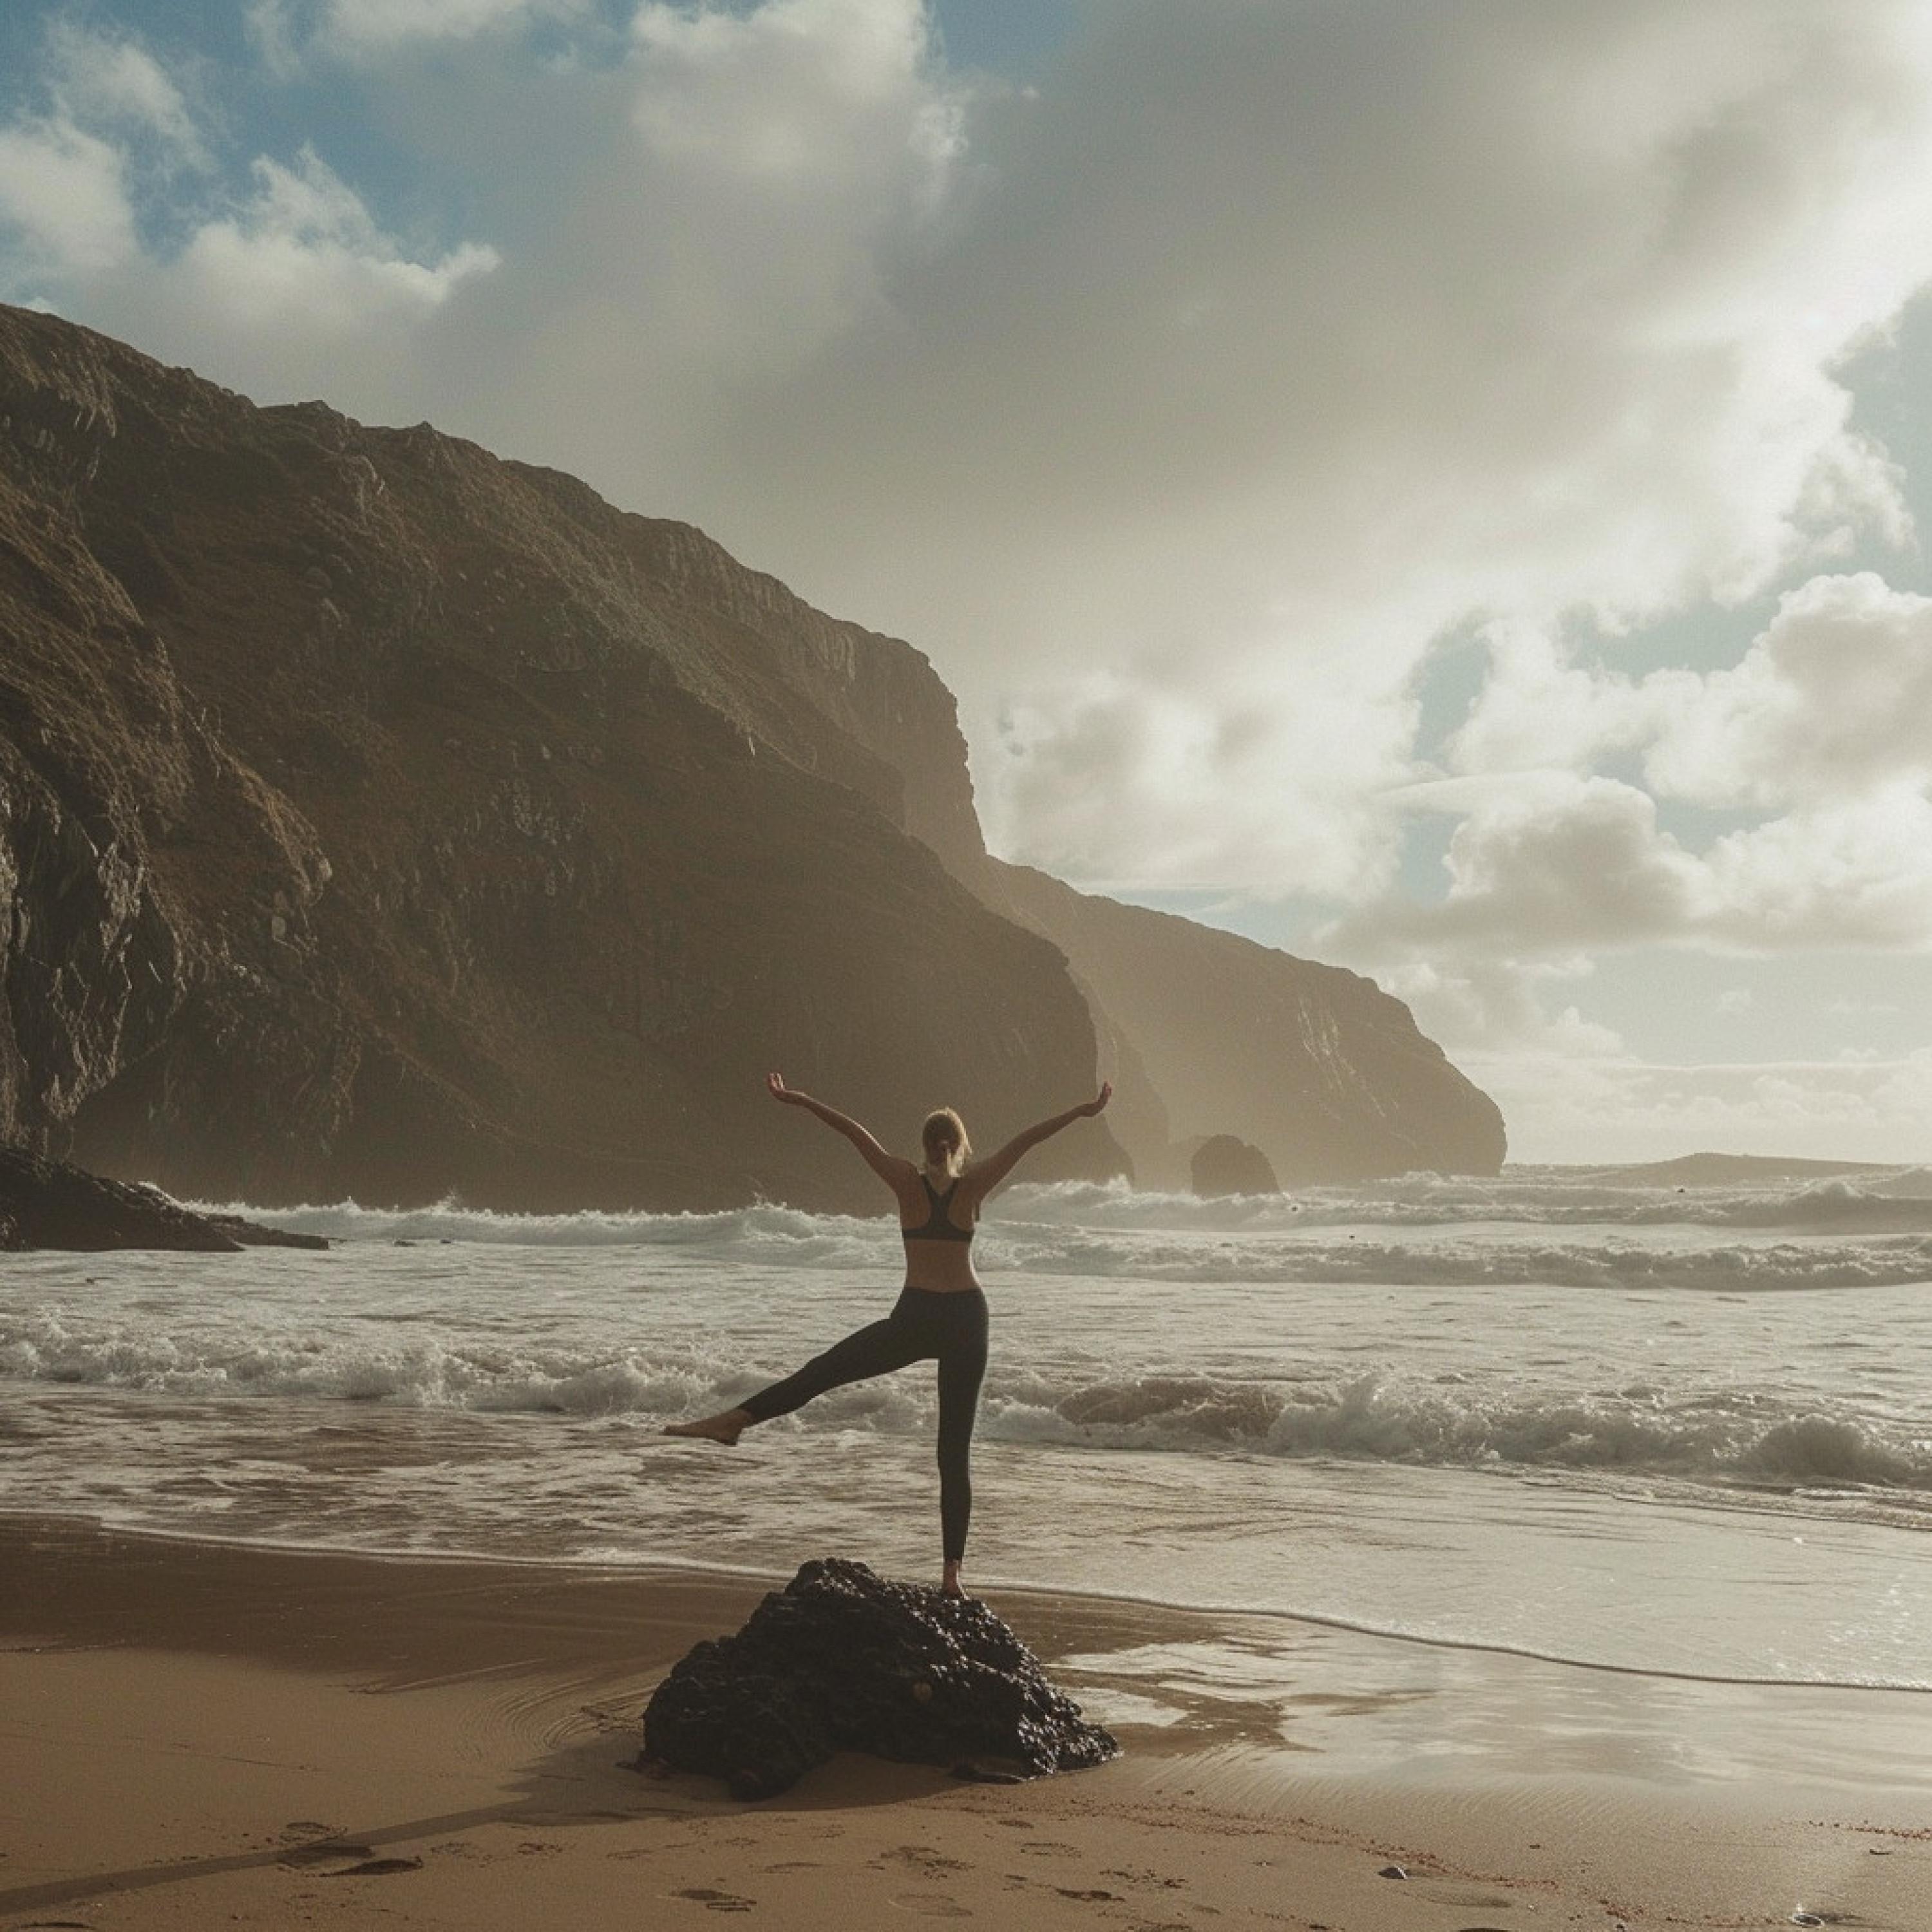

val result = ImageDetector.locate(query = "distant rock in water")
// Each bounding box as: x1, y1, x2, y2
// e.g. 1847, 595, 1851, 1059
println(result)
1190, 1134, 1280, 1197
0, 1144, 325, 1251
640, 1557, 1119, 1800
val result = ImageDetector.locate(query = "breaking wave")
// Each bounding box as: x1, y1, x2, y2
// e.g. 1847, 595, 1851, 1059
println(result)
987, 1229, 1932, 1291
983, 1372, 1932, 1498
179, 1193, 1932, 1291
189, 1165, 1932, 1251
992, 1173, 1932, 1235
5, 1306, 1927, 1501
184, 1197, 890, 1266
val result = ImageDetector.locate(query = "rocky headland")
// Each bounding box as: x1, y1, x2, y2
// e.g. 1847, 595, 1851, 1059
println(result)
0, 1144, 324, 1251
1, 303, 1502, 1211
983, 862, 1506, 1185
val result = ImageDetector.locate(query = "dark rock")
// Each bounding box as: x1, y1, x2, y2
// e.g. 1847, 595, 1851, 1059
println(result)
1190, 1133, 1280, 1198
640, 1557, 1118, 1800
0, 1142, 325, 1251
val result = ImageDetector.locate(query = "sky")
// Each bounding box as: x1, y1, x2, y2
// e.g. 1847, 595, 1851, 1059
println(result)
4, 0, 1932, 1164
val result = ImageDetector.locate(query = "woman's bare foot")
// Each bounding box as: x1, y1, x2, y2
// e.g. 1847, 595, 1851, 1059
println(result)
663, 1407, 753, 1446
941, 1559, 967, 1599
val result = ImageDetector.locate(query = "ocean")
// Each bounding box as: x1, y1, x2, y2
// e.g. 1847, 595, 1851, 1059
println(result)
5, 1166, 1929, 1739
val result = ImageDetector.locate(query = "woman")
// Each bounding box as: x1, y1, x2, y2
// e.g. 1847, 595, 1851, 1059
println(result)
665, 1070, 1113, 1597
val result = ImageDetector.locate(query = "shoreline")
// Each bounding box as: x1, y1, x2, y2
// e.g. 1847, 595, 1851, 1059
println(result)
14, 1501, 1929, 1697
5, 1513, 1928, 1931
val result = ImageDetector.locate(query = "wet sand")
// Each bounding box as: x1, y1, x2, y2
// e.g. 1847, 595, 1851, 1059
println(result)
2, 1514, 1926, 1931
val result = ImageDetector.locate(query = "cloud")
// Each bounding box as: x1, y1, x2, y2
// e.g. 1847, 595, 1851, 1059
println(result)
0, 115, 138, 276
1461, 1047, 1932, 1163
995, 652, 1419, 895
43, 19, 209, 166
1335, 763, 1932, 965
12, 0, 1932, 955
0, 28, 499, 406
618, 0, 967, 365
702, 0, 1932, 880
171, 148, 498, 337
0, 21, 209, 279
330, 0, 573, 44
1381, 572, 1932, 989
1373, 951, 1625, 1059
1645, 573, 1932, 806
247, 0, 583, 68
15, 0, 1932, 902
1335, 775, 1710, 953
1457, 572, 1932, 802
1700, 787, 1932, 948
403, 0, 1932, 894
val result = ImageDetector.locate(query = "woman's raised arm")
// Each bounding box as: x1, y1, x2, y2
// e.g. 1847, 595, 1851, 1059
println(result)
767, 1072, 914, 1190
963, 1083, 1112, 1200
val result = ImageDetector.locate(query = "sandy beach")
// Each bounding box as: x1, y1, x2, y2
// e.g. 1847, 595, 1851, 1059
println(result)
3, 1514, 1924, 1932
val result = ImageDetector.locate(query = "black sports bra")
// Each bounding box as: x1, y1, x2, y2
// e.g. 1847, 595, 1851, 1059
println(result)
904, 1173, 974, 1244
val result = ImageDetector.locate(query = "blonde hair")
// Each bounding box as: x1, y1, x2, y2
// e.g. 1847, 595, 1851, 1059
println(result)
920, 1107, 971, 1177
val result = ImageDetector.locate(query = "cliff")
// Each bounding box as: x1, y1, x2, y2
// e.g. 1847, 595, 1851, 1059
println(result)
0, 305, 1121, 1210
982, 862, 1507, 1185
1, 303, 1502, 1208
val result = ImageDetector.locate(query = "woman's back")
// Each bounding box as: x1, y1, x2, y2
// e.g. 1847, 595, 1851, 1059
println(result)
900, 1169, 981, 1293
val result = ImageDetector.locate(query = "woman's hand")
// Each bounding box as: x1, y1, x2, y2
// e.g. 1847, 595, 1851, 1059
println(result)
766, 1075, 904, 1184
1077, 1081, 1113, 1118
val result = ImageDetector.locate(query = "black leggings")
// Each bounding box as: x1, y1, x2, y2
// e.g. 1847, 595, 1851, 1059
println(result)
740, 1287, 990, 1562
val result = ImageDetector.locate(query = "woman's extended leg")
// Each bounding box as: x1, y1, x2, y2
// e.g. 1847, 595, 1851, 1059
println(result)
663, 1312, 923, 1443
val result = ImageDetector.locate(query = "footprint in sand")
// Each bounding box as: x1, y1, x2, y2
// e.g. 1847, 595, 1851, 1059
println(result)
674, 1887, 754, 1913
278, 1820, 342, 1841
880, 1846, 971, 1875
888, 1894, 970, 1917
1103, 1866, 1186, 1891
279, 1842, 375, 1870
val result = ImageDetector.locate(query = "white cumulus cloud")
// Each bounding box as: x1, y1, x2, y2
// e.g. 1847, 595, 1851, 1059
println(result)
0, 31, 499, 407
1410, 571, 1932, 971
43, 19, 209, 165
174, 148, 498, 337
1645, 573, 1932, 806
0, 116, 139, 276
